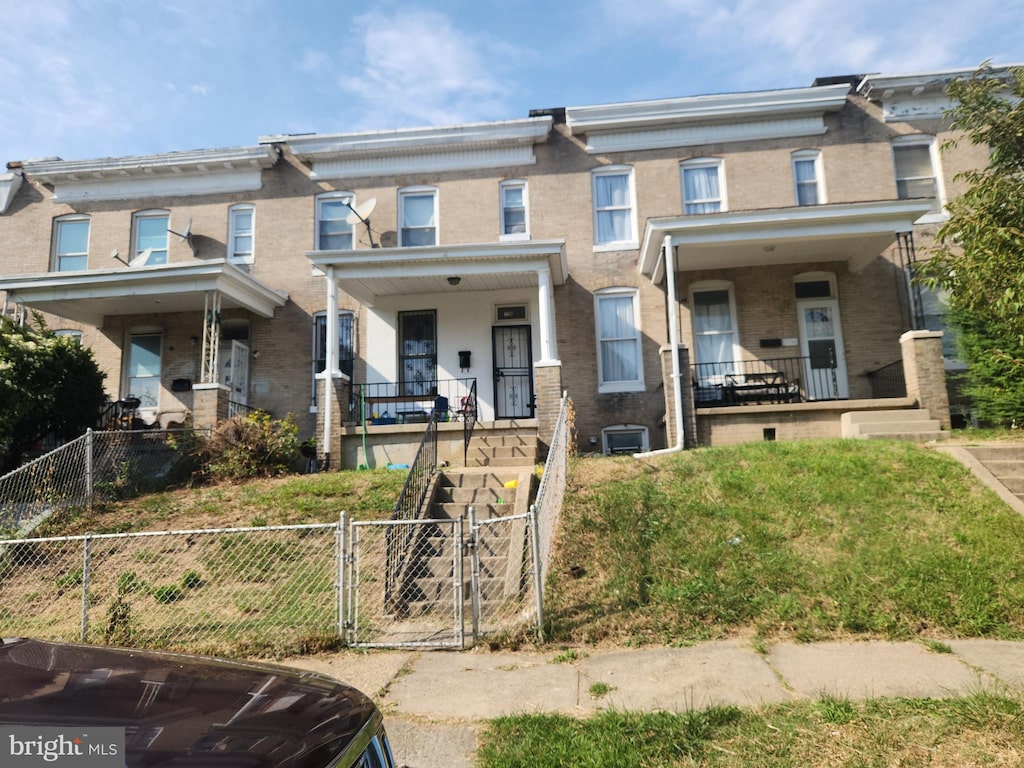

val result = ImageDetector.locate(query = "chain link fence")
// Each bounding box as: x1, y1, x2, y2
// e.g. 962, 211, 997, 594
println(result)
0, 524, 342, 658
0, 429, 196, 535
532, 392, 571, 628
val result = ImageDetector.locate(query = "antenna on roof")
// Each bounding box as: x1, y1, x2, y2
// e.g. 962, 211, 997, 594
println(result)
111, 249, 131, 267
167, 217, 198, 257
343, 198, 379, 248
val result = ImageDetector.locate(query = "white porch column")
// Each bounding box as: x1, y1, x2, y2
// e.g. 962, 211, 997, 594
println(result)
537, 265, 559, 363
321, 266, 339, 468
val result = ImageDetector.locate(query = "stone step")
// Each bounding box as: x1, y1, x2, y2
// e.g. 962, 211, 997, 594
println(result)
998, 476, 1024, 493
437, 472, 517, 489
850, 419, 942, 436
966, 445, 1024, 462
474, 434, 539, 448
842, 409, 934, 424
864, 431, 948, 442
469, 455, 536, 468
468, 445, 537, 460
435, 486, 506, 503
433, 501, 516, 519
975, 460, 1024, 479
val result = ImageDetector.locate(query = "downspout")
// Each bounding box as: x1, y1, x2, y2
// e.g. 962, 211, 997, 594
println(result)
635, 235, 685, 458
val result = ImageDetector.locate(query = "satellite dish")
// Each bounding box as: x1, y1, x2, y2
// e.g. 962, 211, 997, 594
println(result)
129, 248, 154, 267
111, 249, 130, 266
167, 218, 198, 256
344, 197, 377, 225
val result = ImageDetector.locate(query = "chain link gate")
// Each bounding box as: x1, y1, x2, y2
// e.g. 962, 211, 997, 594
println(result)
346, 517, 465, 648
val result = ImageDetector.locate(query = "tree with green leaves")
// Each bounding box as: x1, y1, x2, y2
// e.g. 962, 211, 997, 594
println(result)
0, 315, 107, 472
917, 64, 1024, 425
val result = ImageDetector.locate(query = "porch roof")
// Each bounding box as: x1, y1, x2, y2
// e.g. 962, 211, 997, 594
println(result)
0, 259, 288, 326
306, 239, 568, 307
638, 199, 935, 282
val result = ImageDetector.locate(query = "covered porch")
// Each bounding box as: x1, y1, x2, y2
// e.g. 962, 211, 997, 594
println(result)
639, 199, 949, 447
0, 260, 288, 430
308, 239, 568, 469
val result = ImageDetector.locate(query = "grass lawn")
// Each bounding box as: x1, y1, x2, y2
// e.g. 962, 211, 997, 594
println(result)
545, 439, 1024, 646
477, 691, 1024, 767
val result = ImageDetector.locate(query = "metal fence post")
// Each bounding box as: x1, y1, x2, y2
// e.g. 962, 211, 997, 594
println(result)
81, 536, 91, 642
467, 506, 479, 644
529, 504, 544, 641
456, 515, 466, 649
85, 428, 94, 512
337, 511, 347, 642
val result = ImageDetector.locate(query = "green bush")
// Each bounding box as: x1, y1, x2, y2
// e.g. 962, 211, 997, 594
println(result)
152, 584, 184, 603
181, 570, 203, 589
199, 412, 301, 481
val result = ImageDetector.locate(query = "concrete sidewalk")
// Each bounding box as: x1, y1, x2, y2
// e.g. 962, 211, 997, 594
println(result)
281, 638, 1024, 768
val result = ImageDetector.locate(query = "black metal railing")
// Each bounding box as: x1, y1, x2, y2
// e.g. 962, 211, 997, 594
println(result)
384, 413, 440, 612
461, 378, 477, 466
691, 356, 840, 406
866, 359, 907, 399
96, 397, 141, 430
354, 377, 476, 425
227, 400, 258, 419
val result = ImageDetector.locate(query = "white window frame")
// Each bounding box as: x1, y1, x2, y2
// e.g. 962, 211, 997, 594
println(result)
791, 150, 826, 206
52, 214, 90, 272
125, 329, 163, 417
680, 158, 727, 215
315, 191, 356, 251
892, 135, 947, 222
591, 165, 638, 251
131, 210, 170, 266
690, 280, 740, 380
595, 286, 645, 393
227, 203, 255, 264
602, 424, 650, 455
398, 186, 439, 247
499, 179, 529, 241
54, 329, 83, 344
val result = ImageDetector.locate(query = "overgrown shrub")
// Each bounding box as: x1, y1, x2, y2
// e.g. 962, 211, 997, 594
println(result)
199, 412, 301, 482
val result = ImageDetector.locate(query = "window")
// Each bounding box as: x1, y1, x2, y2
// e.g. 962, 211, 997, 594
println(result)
53, 215, 90, 272
602, 425, 650, 455
398, 187, 438, 247
591, 166, 637, 249
893, 137, 942, 214
399, 310, 436, 395
316, 192, 355, 250
54, 329, 83, 344
595, 287, 644, 392
227, 204, 255, 264
127, 333, 162, 411
312, 311, 355, 407
792, 150, 825, 205
691, 283, 739, 377
499, 180, 529, 240
132, 211, 169, 265
681, 158, 725, 214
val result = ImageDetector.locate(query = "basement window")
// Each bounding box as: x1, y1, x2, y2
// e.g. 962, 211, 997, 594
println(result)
602, 425, 649, 455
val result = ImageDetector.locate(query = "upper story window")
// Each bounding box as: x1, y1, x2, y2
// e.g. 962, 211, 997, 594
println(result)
595, 286, 644, 393
132, 210, 169, 266
399, 186, 438, 247
52, 215, 90, 272
681, 158, 725, 214
591, 166, 637, 250
792, 150, 825, 206
227, 204, 255, 264
893, 136, 943, 215
499, 180, 529, 240
316, 192, 355, 250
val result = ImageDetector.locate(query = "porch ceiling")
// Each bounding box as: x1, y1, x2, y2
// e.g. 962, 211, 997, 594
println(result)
306, 239, 568, 306
639, 199, 935, 281
0, 259, 288, 326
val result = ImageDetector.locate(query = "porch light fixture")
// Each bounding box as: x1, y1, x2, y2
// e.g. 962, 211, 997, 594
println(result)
447, 276, 461, 286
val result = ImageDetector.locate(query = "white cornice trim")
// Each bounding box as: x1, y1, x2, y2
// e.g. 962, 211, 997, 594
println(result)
0, 171, 23, 213
566, 84, 850, 136
583, 115, 827, 154
264, 117, 551, 180
22, 146, 278, 203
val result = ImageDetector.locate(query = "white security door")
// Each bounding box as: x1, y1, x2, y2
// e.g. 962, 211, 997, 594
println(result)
797, 299, 848, 400
225, 340, 250, 406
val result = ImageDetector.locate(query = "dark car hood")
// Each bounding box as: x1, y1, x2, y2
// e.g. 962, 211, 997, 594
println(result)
0, 638, 378, 767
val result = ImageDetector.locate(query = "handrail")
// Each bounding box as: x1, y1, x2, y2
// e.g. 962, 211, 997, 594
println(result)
866, 359, 907, 398
690, 355, 838, 405
461, 379, 477, 466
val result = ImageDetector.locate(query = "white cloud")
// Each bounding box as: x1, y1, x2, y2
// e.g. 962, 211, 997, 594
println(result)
338, 8, 523, 129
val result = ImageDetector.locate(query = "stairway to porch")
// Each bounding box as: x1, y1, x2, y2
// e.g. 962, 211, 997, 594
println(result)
841, 409, 948, 442
963, 444, 1024, 505
464, 431, 539, 468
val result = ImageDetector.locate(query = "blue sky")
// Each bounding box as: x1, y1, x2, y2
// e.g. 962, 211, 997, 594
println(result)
1, 0, 1021, 164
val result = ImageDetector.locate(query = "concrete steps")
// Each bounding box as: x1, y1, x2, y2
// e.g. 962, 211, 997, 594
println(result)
841, 409, 948, 442
465, 433, 538, 467
964, 444, 1024, 504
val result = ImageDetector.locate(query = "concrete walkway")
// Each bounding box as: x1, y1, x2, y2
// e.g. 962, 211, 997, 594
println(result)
281, 638, 1024, 768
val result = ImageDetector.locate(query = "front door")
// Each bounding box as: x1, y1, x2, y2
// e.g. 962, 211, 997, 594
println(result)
797, 299, 848, 400
224, 340, 250, 406
492, 325, 534, 419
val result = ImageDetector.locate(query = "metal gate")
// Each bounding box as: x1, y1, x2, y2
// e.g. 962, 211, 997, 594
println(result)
492, 325, 534, 419
346, 517, 465, 649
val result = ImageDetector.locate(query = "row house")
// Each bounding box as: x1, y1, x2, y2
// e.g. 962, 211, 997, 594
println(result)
0, 65, 1011, 467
